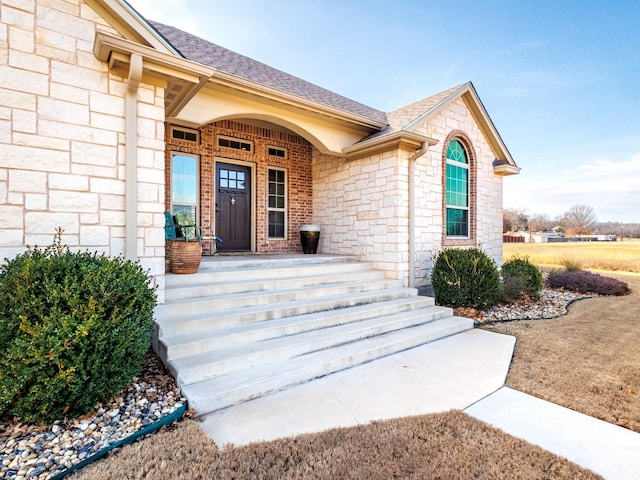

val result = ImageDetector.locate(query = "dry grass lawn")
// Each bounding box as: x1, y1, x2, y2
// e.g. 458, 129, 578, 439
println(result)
71, 411, 600, 480
485, 271, 640, 433
503, 240, 640, 272
70, 269, 640, 479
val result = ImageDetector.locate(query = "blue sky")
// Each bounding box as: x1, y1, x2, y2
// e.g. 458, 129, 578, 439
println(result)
129, 0, 640, 223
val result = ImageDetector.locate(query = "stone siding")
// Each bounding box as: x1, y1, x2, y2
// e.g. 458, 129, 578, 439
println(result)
313, 148, 410, 282
0, 0, 167, 299
313, 97, 504, 288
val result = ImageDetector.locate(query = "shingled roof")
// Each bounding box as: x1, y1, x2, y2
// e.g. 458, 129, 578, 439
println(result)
148, 21, 388, 125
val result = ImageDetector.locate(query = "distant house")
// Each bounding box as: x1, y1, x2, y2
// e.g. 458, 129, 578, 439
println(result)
510, 231, 563, 243
0, 0, 520, 302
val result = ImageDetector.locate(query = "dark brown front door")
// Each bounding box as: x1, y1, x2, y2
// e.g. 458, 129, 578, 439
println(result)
215, 162, 252, 251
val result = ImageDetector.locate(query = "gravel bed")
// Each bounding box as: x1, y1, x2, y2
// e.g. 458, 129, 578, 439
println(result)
457, 287, 597, 324
0, 352, 185, 480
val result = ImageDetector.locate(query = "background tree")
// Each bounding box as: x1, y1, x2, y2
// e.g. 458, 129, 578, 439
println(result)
503, 208, 529, 233
560, 204, 597, 236
528, 213, 553, 233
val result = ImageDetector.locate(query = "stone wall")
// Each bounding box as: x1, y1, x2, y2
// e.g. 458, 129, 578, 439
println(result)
313, 96, 504, 288
413, 97, 504, 284
0, 0, 167, 298
312, 148, 410, 282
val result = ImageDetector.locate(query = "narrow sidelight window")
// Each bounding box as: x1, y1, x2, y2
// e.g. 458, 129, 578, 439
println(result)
268, 168, 286, 238
171, 153, 199, 223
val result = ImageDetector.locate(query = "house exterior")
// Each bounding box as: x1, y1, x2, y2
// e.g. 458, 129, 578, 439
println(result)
0, 0, 519, 303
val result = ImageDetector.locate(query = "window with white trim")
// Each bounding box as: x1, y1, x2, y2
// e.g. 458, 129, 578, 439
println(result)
445, 139, 469, 237
170, 153, 199, 223
267, 146, 287, 158
268, 168, 286, 238
218, 135, 253, 152
170, 126, 200, 144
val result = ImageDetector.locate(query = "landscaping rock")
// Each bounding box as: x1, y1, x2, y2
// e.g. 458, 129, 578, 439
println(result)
0, 353, 185, 480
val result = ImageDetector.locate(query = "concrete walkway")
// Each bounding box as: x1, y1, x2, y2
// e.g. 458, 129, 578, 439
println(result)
467, 387, 640, 480
199, 329, 640, 479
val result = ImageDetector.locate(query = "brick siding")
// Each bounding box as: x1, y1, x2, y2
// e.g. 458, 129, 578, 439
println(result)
165, 120, 313, 254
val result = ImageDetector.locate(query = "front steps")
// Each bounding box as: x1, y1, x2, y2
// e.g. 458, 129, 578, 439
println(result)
154, 255, 473, 416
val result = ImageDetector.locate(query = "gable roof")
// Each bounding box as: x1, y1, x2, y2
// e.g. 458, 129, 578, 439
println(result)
359, 82, 518, 172
96, 1, 516, 170
148, 21, 388, 126
386, 83, 466, 132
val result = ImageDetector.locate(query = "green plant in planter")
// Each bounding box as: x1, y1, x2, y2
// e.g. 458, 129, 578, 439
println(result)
0, 229, 157, 423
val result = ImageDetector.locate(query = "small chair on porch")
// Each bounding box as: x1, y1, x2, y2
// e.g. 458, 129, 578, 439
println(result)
164, 211, 201, 241
164, 212, 222, 255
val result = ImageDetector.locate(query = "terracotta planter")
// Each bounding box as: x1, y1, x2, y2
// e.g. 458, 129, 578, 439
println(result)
167, 240, 201, 274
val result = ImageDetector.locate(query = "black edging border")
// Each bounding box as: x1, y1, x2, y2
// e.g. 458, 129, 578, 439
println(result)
49, 403, 187, 480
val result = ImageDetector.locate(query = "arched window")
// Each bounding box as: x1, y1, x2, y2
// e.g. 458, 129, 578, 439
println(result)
445, 139, 469, 237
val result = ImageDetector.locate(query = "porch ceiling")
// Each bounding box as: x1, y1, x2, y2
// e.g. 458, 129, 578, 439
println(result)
170, 84, 378, 156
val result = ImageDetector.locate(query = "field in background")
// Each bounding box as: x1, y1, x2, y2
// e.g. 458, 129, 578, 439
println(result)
503, 239, 640, 273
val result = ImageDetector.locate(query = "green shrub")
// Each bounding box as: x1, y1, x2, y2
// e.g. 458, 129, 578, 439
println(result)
431, 247, 500, 310
500, 256, 544, 302
0, 231, 157, 423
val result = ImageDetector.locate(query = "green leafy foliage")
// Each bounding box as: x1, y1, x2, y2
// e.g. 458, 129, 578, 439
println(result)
500, 256, 544, 302
431, 247, 500, 310
0, 231, 157, 423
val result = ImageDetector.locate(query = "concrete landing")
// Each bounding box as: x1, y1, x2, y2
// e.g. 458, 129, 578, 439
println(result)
199, 329, 515, 445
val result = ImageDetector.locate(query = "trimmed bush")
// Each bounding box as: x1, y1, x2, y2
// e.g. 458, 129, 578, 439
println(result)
500, 256, 544, 302
0, 232, 157, 423
547, 270, 630, 296
431, 247, 500, 310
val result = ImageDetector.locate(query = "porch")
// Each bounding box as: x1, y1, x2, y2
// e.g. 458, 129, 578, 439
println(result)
154, 254, 473, 417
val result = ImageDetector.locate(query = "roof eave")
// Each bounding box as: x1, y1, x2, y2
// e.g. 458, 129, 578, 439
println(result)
461, 84, 518, 169
94, 31, 214, 79
343, 131, 438, 160
493, 164, 521, 176
402, 82, 519, 170
88, 0, 179, 55
207, 70, 388, 131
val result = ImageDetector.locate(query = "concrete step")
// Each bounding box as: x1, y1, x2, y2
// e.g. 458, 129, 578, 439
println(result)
156, 278, 407, 318
182, 316, 474, 416
165, 268, 386, 301
159, 296, 436, 361
165, 258, 371, 289
155, 286, 418, 338
171, 304, 454, 385
155, 255, 474, 418
197, 254, 360, 271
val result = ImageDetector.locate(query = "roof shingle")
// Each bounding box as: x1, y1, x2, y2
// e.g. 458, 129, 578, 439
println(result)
149, 21, 388, 125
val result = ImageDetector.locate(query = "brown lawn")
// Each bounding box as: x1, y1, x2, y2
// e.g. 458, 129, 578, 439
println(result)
485, 271, 640, 433
71, 410, 599, 480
